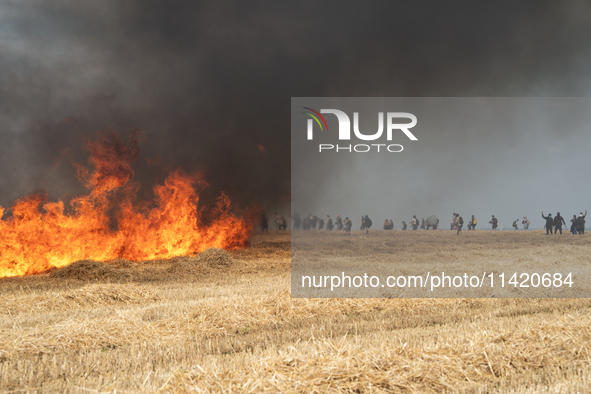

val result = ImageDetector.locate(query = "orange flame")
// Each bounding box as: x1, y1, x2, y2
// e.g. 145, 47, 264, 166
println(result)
0, 130, 255, 278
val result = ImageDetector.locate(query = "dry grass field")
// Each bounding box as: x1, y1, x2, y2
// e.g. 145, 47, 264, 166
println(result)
1, 230, 591, 393
291, 229, 591, 298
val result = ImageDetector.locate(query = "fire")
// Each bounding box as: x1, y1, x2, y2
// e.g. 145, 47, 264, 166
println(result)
0, 130, 255, 278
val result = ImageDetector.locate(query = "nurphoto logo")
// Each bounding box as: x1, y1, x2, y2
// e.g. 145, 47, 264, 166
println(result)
303, 107, 417, 153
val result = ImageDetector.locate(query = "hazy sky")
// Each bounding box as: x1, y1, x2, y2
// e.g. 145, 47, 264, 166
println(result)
2, 1, 591, 221
292, 98, 591, 229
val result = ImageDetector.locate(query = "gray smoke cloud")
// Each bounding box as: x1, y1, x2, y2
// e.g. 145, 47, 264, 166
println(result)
2, 1, 591, 219
291, 98, 591, 230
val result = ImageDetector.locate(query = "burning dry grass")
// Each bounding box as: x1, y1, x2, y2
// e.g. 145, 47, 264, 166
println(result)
0, 131, 255, 279
1, 231, 591, 393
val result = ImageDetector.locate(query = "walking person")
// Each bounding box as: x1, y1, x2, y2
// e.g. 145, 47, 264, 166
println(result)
336, 215, 343, 231
489, 215, 498, 231
522, 216, 530, 231
467, 215, 477, 230
383, 219, 393, 230
274, 212, 282, 232
554, 212, 566, 234
326, 215, 334, 231
344, 217, 352, 235
512, 219, 519, 230
541, 211, 554, 235
310, 215, 318, 230
577, 210, 587, 235
456, 214, 464, 235
363, 215, 372, 234
570, 215, 578, 234
450, 213, 458, 231
411, 215, 419, 230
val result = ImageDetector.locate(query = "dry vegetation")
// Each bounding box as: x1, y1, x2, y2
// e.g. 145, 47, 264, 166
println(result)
1, 230, 591, 393
292, 229, 591, 297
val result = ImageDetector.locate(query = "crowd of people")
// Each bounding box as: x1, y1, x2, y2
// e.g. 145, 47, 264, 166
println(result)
261, 210, 587, 235
288, 213, 363, 235
541, 210, 587, 235
440, 211, 586, 235
259, 212, 287, 232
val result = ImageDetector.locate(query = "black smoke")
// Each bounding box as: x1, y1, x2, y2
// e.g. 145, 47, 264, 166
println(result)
2, 1, 591, 212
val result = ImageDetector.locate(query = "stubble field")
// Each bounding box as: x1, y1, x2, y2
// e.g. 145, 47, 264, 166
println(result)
1, 230, 591, 393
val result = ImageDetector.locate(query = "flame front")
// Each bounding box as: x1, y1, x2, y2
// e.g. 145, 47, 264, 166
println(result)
0, 130, 254, 278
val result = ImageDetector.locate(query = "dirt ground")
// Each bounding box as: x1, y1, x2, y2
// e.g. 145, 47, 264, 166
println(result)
1, 230, 591, 393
